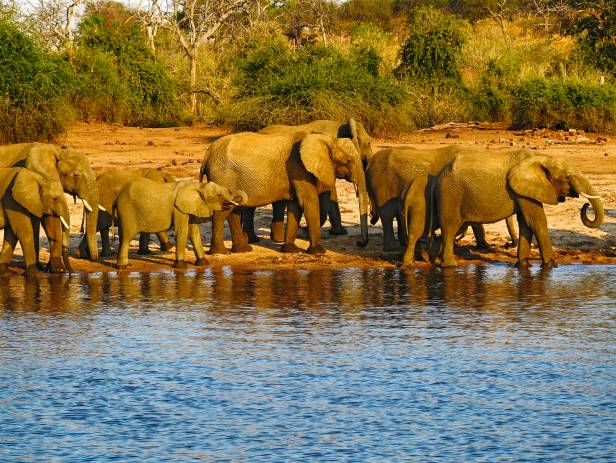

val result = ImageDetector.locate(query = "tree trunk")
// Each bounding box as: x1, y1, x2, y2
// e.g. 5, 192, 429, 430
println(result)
190, 52, 198, 115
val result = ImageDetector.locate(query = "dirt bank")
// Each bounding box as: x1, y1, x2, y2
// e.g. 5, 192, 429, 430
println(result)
4, 122, 615, 274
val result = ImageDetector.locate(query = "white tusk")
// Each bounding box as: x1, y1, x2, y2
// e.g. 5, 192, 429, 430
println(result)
82, 199, 93, 212
60, 217, 70, 230
580, 192, 602, 200
99, 204, 107, 212
229, 200, 240, 206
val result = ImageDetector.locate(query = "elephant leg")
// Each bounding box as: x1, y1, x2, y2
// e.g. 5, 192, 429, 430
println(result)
396, 210, 407, 247
0, 226, 18, 271
100, 227, 113, 257
209, 210, 232, 255
242, 207, 260, 244
516, 214, 533, 269
281, 200, 302, 253
189, 223, 208, 266
301, 192, 325, 256
471, 224, 490, 251
138, 233, 152, 255
271, 201, 286, 242
505, 216, 518, 248
41, 216, 66, 273
401, 179, 427, 267
380, 206, 399, 252
519, 199, 555, 268
157, 231, 173, 251
173, 216, 188, 269
116, 223, 135, 268
328, 201, 347, 236
319, 191, 330, 227
230, 210, 252, 253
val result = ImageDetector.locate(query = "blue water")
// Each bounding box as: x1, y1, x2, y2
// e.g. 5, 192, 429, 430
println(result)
0, 265, 615, 462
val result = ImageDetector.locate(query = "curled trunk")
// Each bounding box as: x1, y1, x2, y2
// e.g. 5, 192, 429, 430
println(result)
572, 176, 604, 229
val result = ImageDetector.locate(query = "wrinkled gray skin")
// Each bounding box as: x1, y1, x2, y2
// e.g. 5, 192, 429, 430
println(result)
240, 118, 373, 242
366, 146, 517, 265
0, 143, 99, 272
0, 168, 70, 277
77, 168, 176, 258
201, 131, 369, 255
115, 179, 247, 269
437, 149, 604, 268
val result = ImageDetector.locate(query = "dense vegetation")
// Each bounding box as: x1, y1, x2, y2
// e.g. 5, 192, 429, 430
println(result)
1, 0, 616, 143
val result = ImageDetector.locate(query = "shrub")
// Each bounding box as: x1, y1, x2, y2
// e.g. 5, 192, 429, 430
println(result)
395, 6, 468, 84
0, 19, 77, 143
73, 13, 184, 126
512, 78, 616, 133
216, 37, 412, 135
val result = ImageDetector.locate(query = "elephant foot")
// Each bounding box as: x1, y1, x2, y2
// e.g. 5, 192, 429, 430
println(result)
114, 262, 131, 270
137, 247, 152, 255
160, 242, 174, 252
383, 242, 401, 253
515, 259, 531, 269
231, 243, 253, 253
541, 259, 558, 269
329, 226, 348, 236
0, 263, 9, 275
307, 244, 326, 256
209, 245, 230, 255
247, 234, 260, 244
101, 248, 114, 258
173, 260, 187, 269
474, 241, 491, 252
504, 241, 517, 249
281, 243, 301, 254
270, 222, 285, 243
62, 250, 73, 274
439, 260, 457, 269
194, 257, 209, 267
36, 262, 46, 271
46, 257, 66, 274
25, 264, 40, 279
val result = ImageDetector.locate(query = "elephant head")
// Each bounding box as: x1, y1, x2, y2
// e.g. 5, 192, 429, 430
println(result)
12, 171, 71, 231
508, 155, 604, 228
299, 133, 369, 247
175, 181, 248, 218
26, 144, 100, 261
348, 118, 374, 167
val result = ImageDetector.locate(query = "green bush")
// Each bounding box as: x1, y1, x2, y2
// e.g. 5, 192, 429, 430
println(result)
512, 78, 616, 133
469, 57, 519, 121
395, 6, 468, 84
216, 37, 412, 135
74, 14, 184, 126
0, 19, 77, 143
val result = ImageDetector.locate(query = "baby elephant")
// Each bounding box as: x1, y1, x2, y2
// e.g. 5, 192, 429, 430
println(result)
115, 179, 247, 269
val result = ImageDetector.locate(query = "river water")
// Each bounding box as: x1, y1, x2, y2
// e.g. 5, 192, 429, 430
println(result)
1, 265, 615, 462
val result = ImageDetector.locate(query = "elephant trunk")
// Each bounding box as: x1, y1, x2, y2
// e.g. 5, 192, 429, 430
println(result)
82, 178, 100, 261
353, 160, 369, 247
572, 176, 604, 229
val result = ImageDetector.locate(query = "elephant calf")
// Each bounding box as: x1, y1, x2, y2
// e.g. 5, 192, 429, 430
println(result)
77, 168, 176, 258
0, 168, 70, 277
115, 179, 247, 269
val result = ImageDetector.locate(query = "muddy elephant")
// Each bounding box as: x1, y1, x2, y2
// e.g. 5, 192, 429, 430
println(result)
366, 146, 517, 265
238, 118, 373, 242
115, 179, 247, 268
0, 168, 70, 277
77, 168, 176, 258
0, 143, 100, 270
436, 150, 604, 268
201, 131, 369, 255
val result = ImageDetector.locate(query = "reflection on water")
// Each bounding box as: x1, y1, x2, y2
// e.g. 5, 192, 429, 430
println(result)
0, 265, 615, 462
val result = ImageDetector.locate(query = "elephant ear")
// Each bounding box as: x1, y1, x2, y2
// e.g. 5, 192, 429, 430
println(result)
174, 182, 213, 218
348, 117, 361, 152
12, 170, 44, 217
508, 156, 559, 205
25, 144, 60, 177
299, 134, 336, 187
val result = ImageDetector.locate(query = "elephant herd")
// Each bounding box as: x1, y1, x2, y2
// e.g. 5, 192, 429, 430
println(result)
0, 118, 605, 277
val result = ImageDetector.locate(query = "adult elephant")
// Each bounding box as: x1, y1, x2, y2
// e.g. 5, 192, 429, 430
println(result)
436, 150, 604, 268
239, 118, 374, 242
77, 168, 175, 257
366, 146, 517, 256
0, 143, 100, 270
201, 131, 369, 255
0, 168, 70, 277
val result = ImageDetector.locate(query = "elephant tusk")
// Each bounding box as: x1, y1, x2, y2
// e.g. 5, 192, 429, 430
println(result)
229, 200, 240, 206
99, 204, 107, 212
60, 217, 70, 230
82, 199, 93, 212
579, 192, 602, 200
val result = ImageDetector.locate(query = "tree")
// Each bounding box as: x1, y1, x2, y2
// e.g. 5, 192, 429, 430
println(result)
160, 0, 248, 115
24, 0, 86, 56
